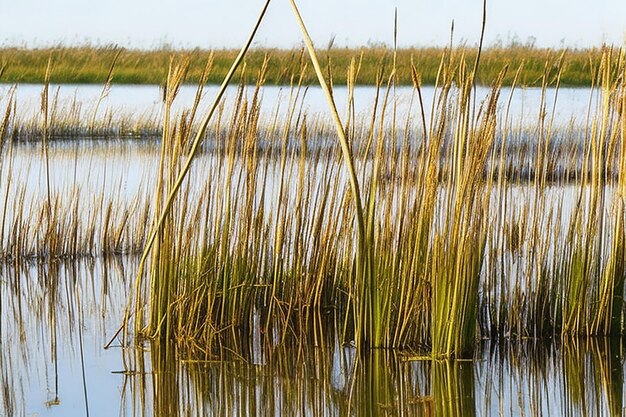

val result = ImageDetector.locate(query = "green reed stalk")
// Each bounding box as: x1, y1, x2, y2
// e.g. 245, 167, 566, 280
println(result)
89, 48, 121, 134
41, 56, 53, 218
129, 0, 272, 336
561, 47, 625, 337
288, 0, 379, 349
430, 0, 493, 359
590, 47, 625, 336
149, 58, 189, 338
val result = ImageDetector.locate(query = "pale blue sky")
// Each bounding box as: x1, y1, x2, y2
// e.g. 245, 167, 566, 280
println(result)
1, 0, 625, 49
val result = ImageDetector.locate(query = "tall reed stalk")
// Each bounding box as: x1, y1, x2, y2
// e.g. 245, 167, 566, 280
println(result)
561, 47, 626, 337
288, 0, 380, 349
130, 0, 272, 338
430, 0, 493, 359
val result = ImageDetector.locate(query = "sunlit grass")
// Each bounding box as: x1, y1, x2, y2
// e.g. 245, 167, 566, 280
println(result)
0, 45, 608, 87
0, 29, 625, 361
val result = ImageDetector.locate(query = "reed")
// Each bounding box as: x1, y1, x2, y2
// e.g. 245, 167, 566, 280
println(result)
429, 1, 497, 358
2, 35, 626, 362
561, 47, 626, 337
135, 0, 273, 344
126, 39, 626, 358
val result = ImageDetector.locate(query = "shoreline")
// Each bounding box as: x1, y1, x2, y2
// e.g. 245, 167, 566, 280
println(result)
0, 45, 616, 87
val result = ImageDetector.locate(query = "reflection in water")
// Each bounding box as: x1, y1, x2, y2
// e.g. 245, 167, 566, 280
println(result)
121, 335, 624, 416
1, 258, 625, 416
43, 262, 60, 409
563, 339, 624, 417
433, 360, 475, 417
0, 258, 132, 417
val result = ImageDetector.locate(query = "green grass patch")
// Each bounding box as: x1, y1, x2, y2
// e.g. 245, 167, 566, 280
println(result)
0, 45, 610, 86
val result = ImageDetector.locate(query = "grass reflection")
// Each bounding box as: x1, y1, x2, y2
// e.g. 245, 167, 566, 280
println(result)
123, 336, 483, 416
1, 259, 625, 416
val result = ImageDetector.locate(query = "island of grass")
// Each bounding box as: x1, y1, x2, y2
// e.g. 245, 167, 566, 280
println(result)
0, 45, 609, 87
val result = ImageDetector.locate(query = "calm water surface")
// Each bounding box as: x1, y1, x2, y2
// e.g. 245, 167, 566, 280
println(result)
1, 258, 624, 416
0, 83, 599, 128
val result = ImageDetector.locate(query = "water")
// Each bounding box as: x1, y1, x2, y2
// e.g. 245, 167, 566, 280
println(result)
0, 260, 130, 417
0, 84, 624, 416
2, 259, 625, 416
0, 83, 599, 129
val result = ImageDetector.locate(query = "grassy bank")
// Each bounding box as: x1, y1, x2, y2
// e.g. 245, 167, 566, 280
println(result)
0, 45, 610, 87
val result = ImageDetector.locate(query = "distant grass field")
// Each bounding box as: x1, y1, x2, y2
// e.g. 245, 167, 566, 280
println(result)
0, 45, 609, 87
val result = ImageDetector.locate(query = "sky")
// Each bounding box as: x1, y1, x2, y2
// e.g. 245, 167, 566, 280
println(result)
1, 0, 625, 49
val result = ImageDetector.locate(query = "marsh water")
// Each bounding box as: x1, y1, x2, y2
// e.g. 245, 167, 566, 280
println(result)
2, 258, 625, 417
1, 84, 625, 417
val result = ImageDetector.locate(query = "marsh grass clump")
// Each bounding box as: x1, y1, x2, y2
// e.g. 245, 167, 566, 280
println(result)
1, 16, 626, 362
429, 40, 504, 357
127, 18, 626, 360
560, 47, 626, 337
